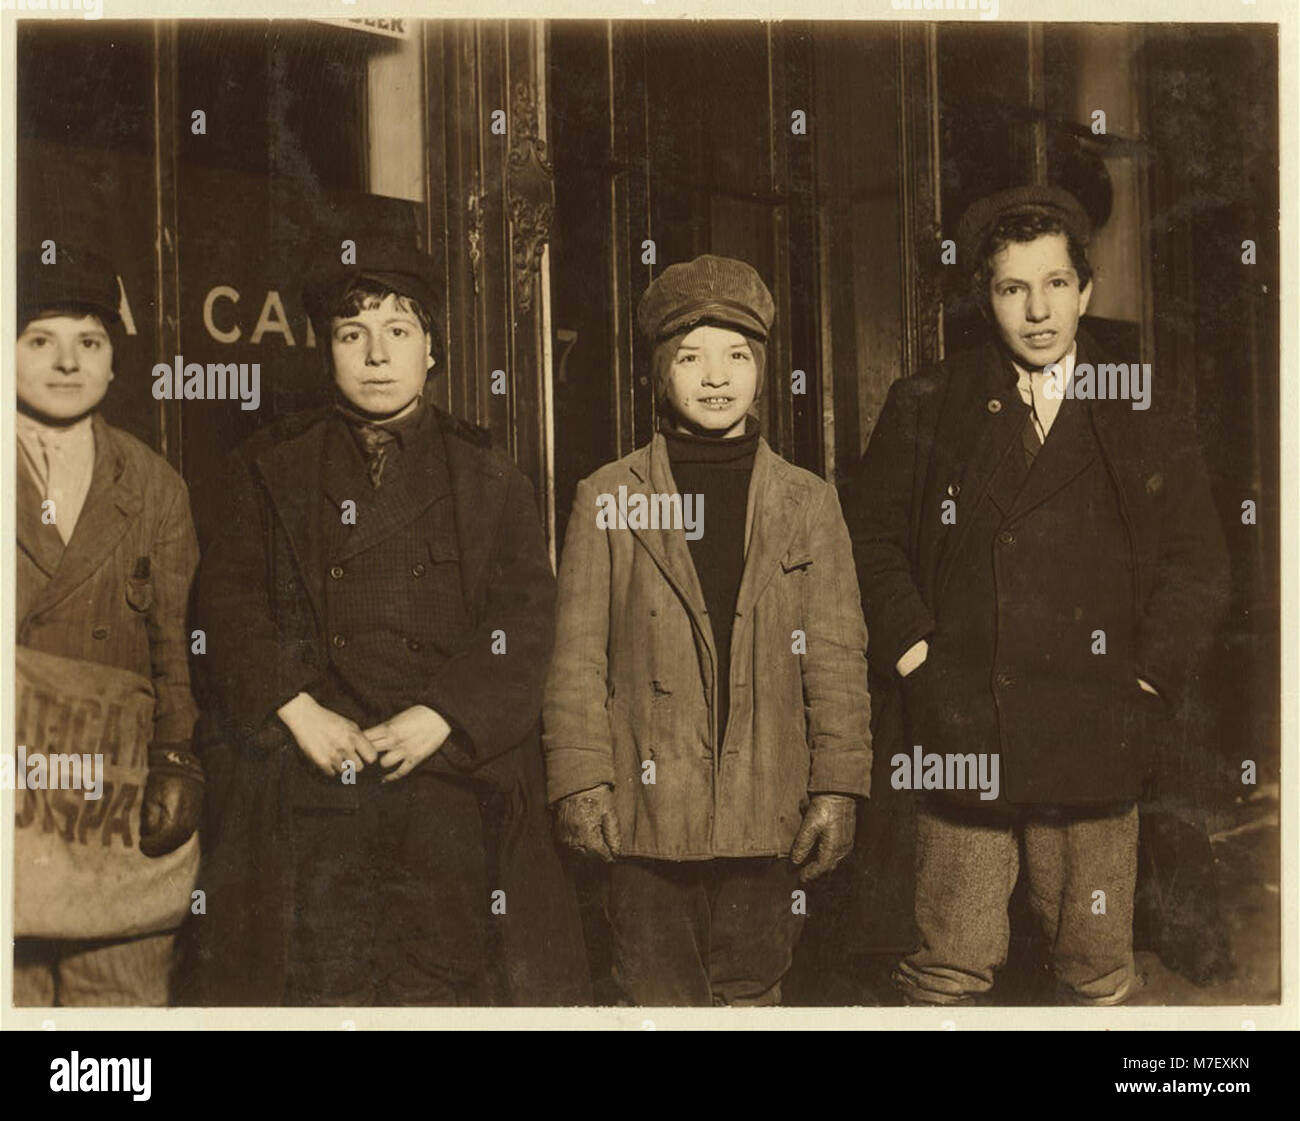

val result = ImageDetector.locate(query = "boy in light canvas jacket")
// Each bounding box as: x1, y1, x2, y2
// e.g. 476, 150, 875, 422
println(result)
543, 254, 872, 1006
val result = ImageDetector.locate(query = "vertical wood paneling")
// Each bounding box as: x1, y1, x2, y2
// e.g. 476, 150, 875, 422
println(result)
152, 22, 182, 469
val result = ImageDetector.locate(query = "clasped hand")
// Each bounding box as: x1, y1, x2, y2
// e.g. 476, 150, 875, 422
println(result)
277, 693, 451, 782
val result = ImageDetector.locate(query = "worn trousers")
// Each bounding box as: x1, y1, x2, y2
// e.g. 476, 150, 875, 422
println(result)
895, 801, 1139, 1005
284, 773, 489, 1007
606, 857, 805, 1006
13, 932, 176, 1007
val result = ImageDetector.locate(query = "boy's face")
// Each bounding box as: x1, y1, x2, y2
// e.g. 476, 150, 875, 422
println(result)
16, 313, 114, 423
987, 231, 1092, 369
330, 292, 433, 417
664, 324, 758, 439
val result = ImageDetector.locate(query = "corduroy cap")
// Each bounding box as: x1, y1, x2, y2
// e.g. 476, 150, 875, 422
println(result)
302, 239, 440, 335
18, 244, 122, 325
637, 254, 775, 343
956, 185, 1091, 274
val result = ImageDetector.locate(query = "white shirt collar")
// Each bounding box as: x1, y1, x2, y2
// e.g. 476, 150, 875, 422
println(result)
17, 411, 95, 447
1013, 342, 1077, 386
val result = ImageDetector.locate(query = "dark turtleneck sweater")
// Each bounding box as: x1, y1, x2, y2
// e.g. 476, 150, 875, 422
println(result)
663, 417, 760, 745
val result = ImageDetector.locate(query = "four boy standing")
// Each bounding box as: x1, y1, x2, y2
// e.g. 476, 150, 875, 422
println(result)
12, 185, 1229, 1007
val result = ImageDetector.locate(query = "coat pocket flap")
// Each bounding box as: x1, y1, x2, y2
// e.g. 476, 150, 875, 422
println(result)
426, 537, 461, 565
780, 552, 814, 573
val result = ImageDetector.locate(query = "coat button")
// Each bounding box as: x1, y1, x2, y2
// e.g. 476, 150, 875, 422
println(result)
997, 530, 1016, 545
947, 482, 961, 498
91, 625, 109, 639
329, 565, 344, 580
405, 637, 423, 652
331, 633, 347, 649
987, 398, 1003, 414
411, 563, 427, 578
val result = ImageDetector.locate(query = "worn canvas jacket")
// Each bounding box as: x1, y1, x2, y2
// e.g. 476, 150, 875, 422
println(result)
17, 413, 200, 753
544, 432, 872, 860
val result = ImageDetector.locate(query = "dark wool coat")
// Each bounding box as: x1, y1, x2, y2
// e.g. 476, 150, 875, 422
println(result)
184, 405, 588, 1005
845, 328, 1230, 808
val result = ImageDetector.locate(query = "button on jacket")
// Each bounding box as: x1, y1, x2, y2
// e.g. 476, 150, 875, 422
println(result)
844, 328, 1231, 807
189, 404, 589, 1006
17, 413, 200, 753
543, 433, 872, 860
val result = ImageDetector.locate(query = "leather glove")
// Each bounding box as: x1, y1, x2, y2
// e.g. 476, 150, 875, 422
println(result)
140, 745, 205, 858
554, 784, 622, 862
790, 793, 856, 883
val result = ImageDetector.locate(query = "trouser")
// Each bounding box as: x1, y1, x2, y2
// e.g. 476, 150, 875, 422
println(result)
284, 774, 489, 1007
895, 801, 1139, 1005
606, 857, 805, 1007
13, 932, 176, 1007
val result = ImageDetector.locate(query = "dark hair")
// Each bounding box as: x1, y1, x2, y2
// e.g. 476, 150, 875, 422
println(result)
19, 303, 122, 349
322, 278, 442, 368
972, 210, 1093, 309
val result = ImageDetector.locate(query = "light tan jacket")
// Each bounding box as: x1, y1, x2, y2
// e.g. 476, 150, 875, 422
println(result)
543, 433, 871, 860
17, 414, 199, 751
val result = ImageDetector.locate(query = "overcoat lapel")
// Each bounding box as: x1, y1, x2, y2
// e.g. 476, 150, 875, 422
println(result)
1005, 392, 1097, 519
255, 420, 331, 620
321, 414, 452, 563
626, 435, 710, 636
932, 343, 1025, 595
619, 433, 810, 660
437, 414, 505, 611
24, 416, 142, 619
16, 454, 64, 581
734, 442, 815, 622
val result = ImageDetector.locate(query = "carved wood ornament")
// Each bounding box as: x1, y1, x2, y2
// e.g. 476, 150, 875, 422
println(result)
506, 81, 555, 316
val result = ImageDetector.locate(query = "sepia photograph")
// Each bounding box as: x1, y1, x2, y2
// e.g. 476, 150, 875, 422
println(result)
1, 0, 1292, 1058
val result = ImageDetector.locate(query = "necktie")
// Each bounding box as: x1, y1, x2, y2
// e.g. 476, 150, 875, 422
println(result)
1022, 368, 1057, 469
355, 424, 398, 489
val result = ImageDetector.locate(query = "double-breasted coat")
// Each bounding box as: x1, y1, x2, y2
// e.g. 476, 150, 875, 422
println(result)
543, 433, 873, 860
845, 328, 1231, 808
17, 414, 199, 755
185, 404, 588, 1005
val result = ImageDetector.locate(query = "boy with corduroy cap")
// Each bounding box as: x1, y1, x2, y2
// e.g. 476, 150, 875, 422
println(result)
543, 254, 872, 1006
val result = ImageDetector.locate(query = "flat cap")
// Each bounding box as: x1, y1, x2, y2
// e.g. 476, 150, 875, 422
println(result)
18, 244, 122, 325
956, 185, 1091, 273
637, 254, 775, 343
302, 239, 440, 331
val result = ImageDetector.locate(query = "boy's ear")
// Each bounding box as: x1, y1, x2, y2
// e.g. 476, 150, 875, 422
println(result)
1078, 278, 1094, 318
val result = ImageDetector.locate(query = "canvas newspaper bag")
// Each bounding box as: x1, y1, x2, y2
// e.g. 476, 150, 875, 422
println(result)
11, 645, 199, 939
